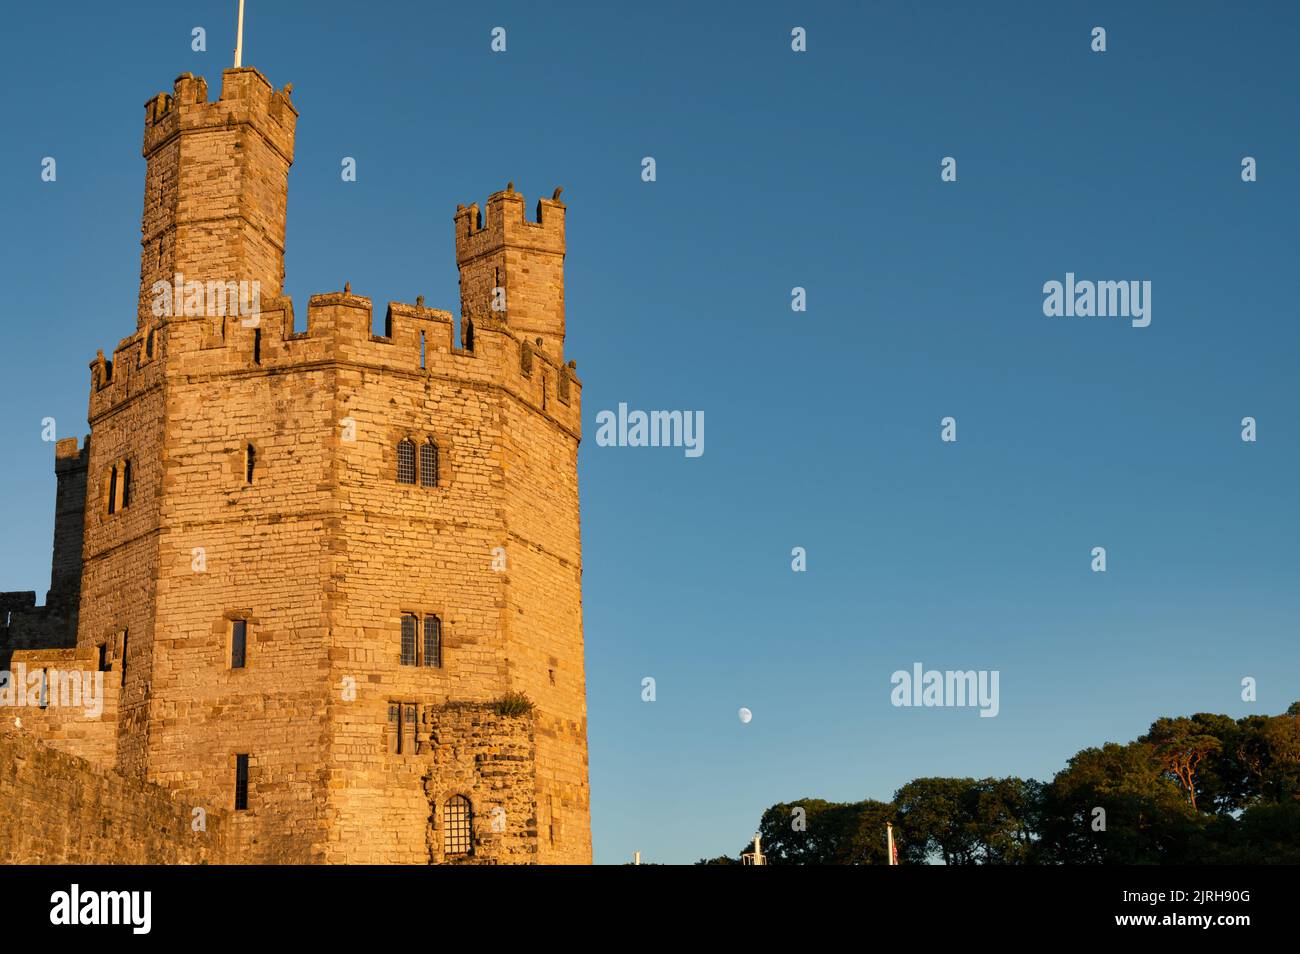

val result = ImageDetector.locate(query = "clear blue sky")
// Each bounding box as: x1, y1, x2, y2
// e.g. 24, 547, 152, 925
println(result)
2, 1, 1297, 864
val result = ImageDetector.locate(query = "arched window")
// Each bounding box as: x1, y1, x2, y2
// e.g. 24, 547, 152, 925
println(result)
396, 439, 416, 484
423, 615, 441, 667
420, 441, 439, 488
444, 795, 473, 856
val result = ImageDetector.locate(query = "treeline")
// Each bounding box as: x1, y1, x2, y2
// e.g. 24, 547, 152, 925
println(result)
699, 703, 1300, 864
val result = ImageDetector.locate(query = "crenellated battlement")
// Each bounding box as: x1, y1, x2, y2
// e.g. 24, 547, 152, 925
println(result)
142, 68, 296, 163
87, 288, 581, 434
86, 325, 166, 423
454, 184, 566, 262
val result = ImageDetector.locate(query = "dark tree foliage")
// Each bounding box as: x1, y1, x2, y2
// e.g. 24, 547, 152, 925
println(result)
1033, 742, 1201, 864
751, 798, 896, 864
737, 703, 1300, 864
895, 777, 1042, 864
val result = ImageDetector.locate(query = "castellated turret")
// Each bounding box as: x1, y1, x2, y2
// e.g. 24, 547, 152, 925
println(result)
0, 66, 590, 865
138, 69, 296, 330
455, 183, 567, 364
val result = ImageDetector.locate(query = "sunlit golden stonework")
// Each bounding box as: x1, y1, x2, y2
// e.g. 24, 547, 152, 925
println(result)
0, 66, 589, 864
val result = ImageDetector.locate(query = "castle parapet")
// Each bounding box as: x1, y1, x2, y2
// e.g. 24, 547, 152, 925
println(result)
143, 68, 296, 163
454, 186, 566, 260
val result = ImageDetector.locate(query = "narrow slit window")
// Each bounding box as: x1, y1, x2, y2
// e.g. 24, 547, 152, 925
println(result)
397, 440, 416, 484
400, 614, 418, 666
387, 703, 401, 754
119, 630, 128, 687
107, 465, 118, 515
420, 442, 438, 488
420, 331, 426, 369
423, 615, 441, 668
253, 327, 262, 364
245, 444, 256, 484
231, 619, 247, 669
97, 643, 107, 672
234, 754, 249, 810
121, 460, 131, 509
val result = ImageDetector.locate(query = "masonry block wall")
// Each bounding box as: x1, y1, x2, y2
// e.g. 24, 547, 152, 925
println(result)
0, 727, 227, 865
1, 64, 591, 864
423, 703, 540, 864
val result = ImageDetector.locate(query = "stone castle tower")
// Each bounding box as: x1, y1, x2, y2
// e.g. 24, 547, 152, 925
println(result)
0, 65, 590, 864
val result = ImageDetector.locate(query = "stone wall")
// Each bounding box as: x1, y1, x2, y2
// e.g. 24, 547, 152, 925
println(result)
323, 700, 539, 864
424, 702, 539, 865
0, 726, 226, 864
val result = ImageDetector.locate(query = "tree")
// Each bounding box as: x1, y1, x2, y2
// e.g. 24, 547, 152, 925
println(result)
894, 778, 979, 865
893, 777, 1041, 864
1034, 742, 1202, 864
968, 777, 1043, 864
1142, 716, 1225, 812
736, 704, 1299, 866
754, 798, 896, 864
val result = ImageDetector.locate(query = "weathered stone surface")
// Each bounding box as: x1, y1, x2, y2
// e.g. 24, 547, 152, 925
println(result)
0, 726, 227, 864
0, 65, 590, 864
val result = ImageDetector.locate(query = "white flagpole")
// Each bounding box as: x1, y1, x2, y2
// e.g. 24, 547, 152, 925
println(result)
886, 822, 896, 866
234, 0, 246, 67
